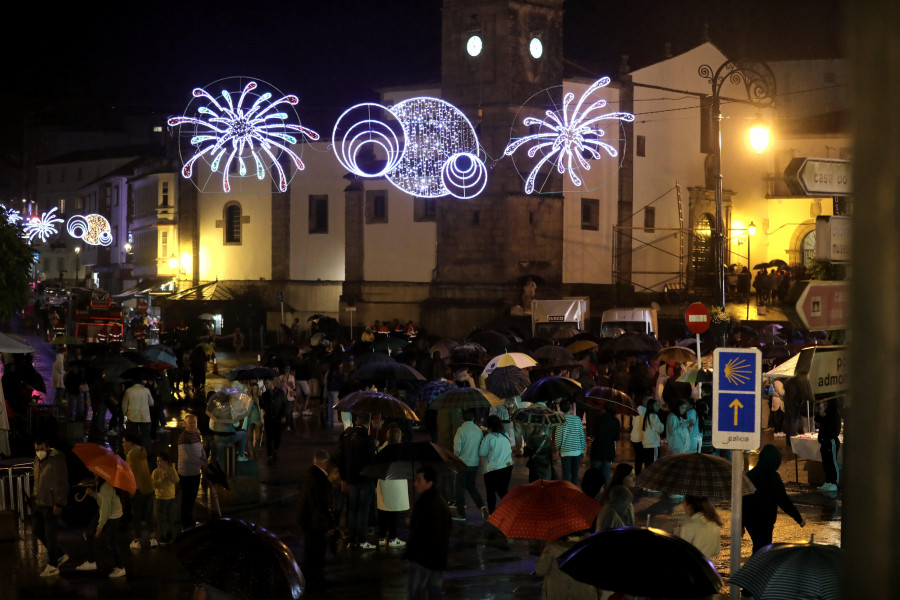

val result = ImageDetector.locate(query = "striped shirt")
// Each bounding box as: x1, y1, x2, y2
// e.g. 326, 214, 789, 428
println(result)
556, 414, 586, 457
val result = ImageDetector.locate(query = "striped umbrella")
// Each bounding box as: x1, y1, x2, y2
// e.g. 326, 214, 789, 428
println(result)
730, 541, 844, 600
634, 452, 755, 500
430, 387, 504, 410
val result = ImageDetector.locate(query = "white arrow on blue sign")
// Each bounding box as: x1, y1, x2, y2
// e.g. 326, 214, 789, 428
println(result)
712, 347, 762, 451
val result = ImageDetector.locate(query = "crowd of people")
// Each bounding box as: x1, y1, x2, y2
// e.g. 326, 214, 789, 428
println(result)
5, 318, 836, 599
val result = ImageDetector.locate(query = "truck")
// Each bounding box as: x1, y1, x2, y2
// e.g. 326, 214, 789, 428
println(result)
600, 307, 658, 338
531, 298, 589, 338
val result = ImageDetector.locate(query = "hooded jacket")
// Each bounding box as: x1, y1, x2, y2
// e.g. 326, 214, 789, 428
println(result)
33, 448, 68, 508
743, 444, 803, 528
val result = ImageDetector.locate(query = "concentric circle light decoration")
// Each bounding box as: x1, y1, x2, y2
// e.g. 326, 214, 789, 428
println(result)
332, 103, 406, 178
23, 208, 63, 243
67, 214, 114, 246
441, 152, 488, 199
331, 97, 487, 199
167, 77, 320, 193
504, 77, 635, 194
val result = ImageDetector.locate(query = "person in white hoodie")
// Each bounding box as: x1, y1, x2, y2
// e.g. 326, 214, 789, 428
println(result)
630, 397, 647, 475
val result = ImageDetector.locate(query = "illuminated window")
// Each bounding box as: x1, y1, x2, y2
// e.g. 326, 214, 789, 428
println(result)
224, 203, 242, 245
581, 198, 599, 231
162, 181, 170, 207
365, 190, 388, 224
161, 231, 168, 258
309, 195, 328, 234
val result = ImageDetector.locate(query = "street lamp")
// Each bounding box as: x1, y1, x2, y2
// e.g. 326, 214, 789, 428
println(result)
746, 221, 756, 320
73, 246, 81, 286
699, 60, 776, 309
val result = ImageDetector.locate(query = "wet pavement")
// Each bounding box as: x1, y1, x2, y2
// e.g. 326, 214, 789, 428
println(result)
1, 332, 840, 600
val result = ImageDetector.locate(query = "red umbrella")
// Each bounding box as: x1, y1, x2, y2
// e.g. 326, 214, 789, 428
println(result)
72, 443, 137, 494
488, 479, 601, 541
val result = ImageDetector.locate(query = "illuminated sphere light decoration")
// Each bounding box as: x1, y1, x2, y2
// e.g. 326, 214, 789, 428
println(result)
23, 208, 63, 243
67, 214, 114, 247
504, 77, 635, 194
331, 97, 486, 199
168, 77, 319, 193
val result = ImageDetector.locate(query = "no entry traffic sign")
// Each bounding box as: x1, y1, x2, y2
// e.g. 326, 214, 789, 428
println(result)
685, 302, 711, 335
712, 347, 761, 450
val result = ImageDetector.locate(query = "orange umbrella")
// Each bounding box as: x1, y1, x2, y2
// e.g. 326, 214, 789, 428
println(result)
72, 443, 137, 494
488, 479, 601, 541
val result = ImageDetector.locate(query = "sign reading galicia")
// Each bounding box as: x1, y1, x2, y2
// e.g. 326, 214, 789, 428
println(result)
713, 348, 761, 450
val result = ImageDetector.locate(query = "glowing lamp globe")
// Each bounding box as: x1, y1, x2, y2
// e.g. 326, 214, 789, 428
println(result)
748, 122, 770, 153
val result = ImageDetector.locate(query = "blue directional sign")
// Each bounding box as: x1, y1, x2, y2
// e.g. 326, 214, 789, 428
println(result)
712, 348, 762, 450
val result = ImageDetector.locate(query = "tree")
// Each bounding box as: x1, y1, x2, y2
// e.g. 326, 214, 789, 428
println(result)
0, 219, 32, 322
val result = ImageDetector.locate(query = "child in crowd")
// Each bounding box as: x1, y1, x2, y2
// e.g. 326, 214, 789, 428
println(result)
150, 452, 180, 545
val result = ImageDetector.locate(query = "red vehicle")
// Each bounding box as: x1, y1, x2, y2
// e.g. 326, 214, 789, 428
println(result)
72, 289, 124, 343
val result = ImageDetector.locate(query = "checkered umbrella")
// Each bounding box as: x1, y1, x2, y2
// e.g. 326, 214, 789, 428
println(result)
430, 387, 504, 410
634, 453, 755, 500
488, 479, 601, 541
512, 406, 566, 428
730, 541, 843, 600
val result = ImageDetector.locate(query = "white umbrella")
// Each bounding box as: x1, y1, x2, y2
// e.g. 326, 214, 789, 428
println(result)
482, 352, 538, 375
764, 353, 800, 378
0, 332, 34, 353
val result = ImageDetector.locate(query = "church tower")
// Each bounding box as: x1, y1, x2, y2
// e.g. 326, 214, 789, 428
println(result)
426, 0, 565, 332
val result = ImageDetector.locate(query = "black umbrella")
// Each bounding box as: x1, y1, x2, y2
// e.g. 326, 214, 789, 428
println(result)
350, 362, 426, 383
604, 333, 663, 357
119, 366, 164, 382
521, 376, 582, 405
753, 262, 771, 270
355, 352, 397, 367
768, 259, 790, 270
175, 519, 303, 600
485, 366, 531, 398
466, 330, 512, 355
226, 366, 280, 381
360, 441, 466, 480
558, 527, 722, 597
333, 390, 419, 422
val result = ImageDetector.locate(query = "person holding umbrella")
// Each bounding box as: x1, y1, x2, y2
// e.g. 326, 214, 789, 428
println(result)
678, 495, 722, 559
123, 433, 155, 549
405, 466, 452, 600
452, 409, 487, 521
375, 424, 409, 548
588, 400, 620, 486
554, 399, 586, 486
260, 377, 289, 464
535, 533, 596, 600
297, 449, 336, 592
479, 414, 514, 515
74, 474, 126, 577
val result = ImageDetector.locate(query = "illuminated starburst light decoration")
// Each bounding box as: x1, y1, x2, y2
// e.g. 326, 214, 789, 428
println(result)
0, 204, 22, 225
332, 97, 486, 199
67, 214, 113, 246
168, 78, 319, 193
23, 208, 63, 243
504, 77, 634, 194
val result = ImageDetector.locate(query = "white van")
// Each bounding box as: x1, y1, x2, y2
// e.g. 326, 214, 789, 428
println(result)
600, 308, 658, 338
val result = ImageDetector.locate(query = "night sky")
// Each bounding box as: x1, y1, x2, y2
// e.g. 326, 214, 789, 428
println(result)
1, 0, 844, 159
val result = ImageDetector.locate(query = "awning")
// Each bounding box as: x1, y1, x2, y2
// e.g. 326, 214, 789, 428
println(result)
165, 281, 237, 301
112, 277, 174, 300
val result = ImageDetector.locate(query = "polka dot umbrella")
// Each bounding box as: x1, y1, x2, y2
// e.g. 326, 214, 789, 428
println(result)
487, 479, 601, 541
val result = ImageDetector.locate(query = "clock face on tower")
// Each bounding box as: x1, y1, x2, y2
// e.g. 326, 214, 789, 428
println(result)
529, 37, 543, 59
466, 34, 483, 57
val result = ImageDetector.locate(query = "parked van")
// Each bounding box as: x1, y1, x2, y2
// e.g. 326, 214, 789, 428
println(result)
600, 307, 658, 338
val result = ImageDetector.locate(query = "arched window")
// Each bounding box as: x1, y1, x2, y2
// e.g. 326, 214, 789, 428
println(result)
691, 213, 716, 290
801, 230, 816, 267
224, 203, 241, 245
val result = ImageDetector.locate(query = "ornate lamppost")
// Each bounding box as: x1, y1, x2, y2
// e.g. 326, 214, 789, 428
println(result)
698, 60, 775, 309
